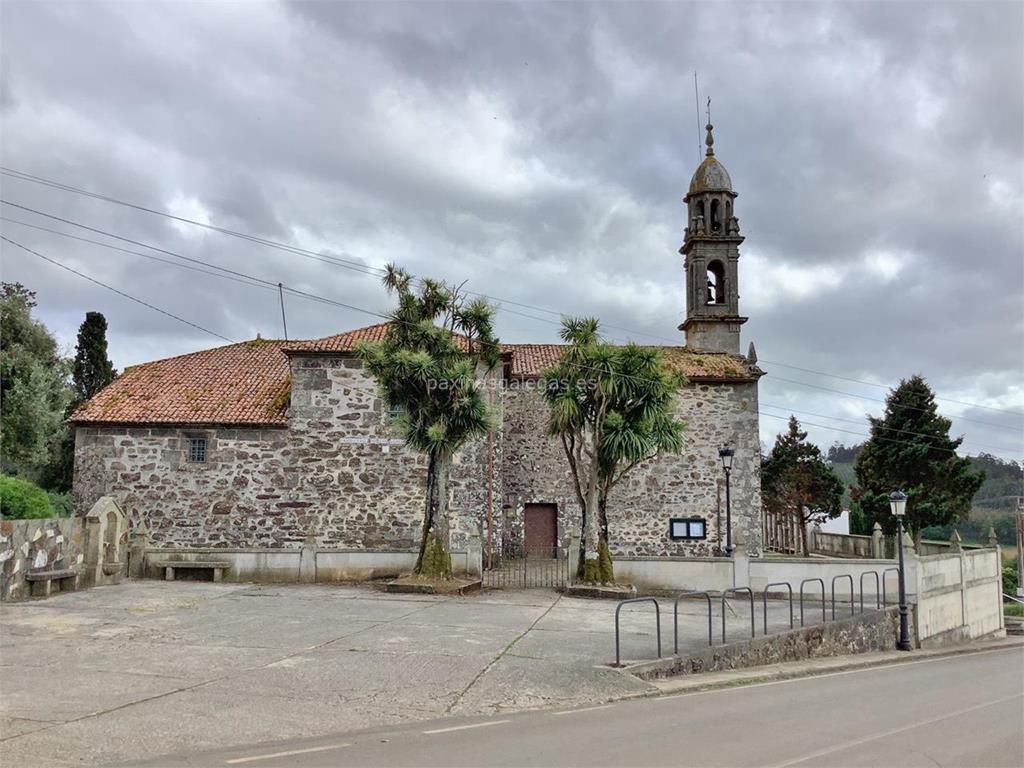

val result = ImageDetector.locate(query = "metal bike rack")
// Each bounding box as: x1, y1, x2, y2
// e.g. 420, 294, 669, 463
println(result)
859, 571, 881, 612
721, 587, 755, 644
614, 597, 662, 667
799, 578, 826, 627
762, 581, 794, 634
673, 591, 715, 653
831, 574, 855, 620
881, 567, 901, 606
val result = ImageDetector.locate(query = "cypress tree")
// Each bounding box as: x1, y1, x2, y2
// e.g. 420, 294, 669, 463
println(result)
854, 375, 984, 541
72, 312, 116, 401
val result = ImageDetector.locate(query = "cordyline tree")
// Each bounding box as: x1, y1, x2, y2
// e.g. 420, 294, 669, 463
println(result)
854, 375, 984, 543
43, 312, 118, 492
356, 265, 500, 579
542, 318, 685, 584
761, 416, 844, 556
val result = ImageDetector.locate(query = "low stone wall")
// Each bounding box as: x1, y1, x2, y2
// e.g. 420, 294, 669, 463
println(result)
750, 557, 901, 601
612, 556, 734, 592
0, 516, 85, 602
141, 546, 477, 582
914, 547, 1003, 647
629, 607, 900, 680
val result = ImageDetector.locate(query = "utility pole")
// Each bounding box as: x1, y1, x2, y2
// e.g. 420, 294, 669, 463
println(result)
278, 283, 288, 340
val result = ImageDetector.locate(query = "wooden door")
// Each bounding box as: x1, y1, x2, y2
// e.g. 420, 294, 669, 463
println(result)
524, 503, 558, 558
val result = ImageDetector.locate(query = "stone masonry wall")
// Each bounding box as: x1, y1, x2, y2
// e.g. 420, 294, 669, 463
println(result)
500, 379, 762, 558
0, 516, 85, 601
73, 355, 498, 553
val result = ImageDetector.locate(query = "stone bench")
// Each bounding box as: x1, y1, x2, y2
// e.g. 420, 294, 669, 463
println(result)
153, 560, 231, 582
25, 568, 79, 598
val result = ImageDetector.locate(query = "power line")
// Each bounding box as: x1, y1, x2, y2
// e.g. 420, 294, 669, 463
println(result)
7, 227, 1012, 458
5, 196, 1022, 445
0, 235, 234, 343
3, 165, 1021, 420
759, 401, 1018, 455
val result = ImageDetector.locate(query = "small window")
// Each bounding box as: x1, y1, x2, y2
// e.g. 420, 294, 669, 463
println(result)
186, 437, 208, 463
386, 403, 406, 422
670, 517, 707, 540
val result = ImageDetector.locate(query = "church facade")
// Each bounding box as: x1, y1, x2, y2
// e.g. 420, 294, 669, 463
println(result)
71, 126, 764, 581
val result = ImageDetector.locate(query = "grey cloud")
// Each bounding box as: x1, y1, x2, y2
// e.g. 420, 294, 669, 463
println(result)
0, 0, 1020, 458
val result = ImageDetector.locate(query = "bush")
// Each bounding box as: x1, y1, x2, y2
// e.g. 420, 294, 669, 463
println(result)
0, 474, 54, 519
1002, 564, 1019, 597
47, 491, 73, 517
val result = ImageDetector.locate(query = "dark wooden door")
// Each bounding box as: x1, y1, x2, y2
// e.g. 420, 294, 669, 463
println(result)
524, 503, 558, 558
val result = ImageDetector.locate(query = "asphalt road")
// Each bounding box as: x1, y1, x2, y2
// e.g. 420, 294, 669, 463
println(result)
148, 647, 1023, 767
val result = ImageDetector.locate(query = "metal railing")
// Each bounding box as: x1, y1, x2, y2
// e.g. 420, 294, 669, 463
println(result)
831, 574, 855, 620
881, 567, 901, 606
762, 582, 794, 634
614, 597, 661, 667
721, 587, 755, 644
673, 591, 716, 653
860, 571, 881, 612
799, 578, 826, 627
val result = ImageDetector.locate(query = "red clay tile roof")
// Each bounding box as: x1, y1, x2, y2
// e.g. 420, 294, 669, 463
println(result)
70, 338, 294, 426
282, 323, 392, 353
72, 323, 761, 426
502, 343, 760, 381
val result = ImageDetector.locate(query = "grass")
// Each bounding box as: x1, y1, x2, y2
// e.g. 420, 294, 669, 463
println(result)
1004, 603, 1024, 618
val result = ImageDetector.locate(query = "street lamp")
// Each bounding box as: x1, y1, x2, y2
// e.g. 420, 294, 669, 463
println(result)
719, 445, 735, 557
889, 490, 912, 651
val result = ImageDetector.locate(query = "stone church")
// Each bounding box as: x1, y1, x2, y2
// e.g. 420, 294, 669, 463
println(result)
71, 124, 764, 581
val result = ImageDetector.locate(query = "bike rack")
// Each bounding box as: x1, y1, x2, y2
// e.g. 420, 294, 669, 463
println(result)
799, 578, 826, 627
721, 587, 755, 644
859, 571, 881, 612
881, 567, 901, 606
614, 597, 662, 667
762, 582, 794, 634
673, 591, 716, 653
831, 574, 855, 620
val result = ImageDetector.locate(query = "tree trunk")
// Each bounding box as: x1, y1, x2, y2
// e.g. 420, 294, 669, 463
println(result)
414, 453, 453, 578
799, 511, 809, 557
596, 492, 614, 584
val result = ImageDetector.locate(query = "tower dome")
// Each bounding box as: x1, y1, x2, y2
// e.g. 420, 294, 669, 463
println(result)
687, 122, 732, 195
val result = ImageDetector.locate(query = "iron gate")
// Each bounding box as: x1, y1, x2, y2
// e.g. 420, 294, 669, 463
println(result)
483, 543, 571, 589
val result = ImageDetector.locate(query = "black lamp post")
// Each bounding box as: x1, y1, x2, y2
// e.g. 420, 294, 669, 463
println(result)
890, 490, 912, 651
719, 445, 735, 557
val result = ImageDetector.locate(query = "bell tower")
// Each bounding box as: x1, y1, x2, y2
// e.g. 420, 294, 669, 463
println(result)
679, 118, 747, 354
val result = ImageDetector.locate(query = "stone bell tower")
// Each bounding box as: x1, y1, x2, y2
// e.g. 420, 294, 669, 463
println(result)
679, 119, 747, 354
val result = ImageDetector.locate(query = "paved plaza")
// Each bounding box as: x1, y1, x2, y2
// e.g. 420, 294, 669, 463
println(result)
0, 581, 798, 766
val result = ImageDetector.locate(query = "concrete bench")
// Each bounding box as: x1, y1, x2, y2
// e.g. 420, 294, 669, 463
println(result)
154, 560, 231, 582
25, 568, 79, 598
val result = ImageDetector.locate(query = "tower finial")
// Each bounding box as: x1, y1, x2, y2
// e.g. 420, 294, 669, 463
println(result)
705, 97, 714, 156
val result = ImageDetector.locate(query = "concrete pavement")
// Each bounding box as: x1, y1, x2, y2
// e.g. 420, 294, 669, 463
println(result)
0, 580, 800, 766
155, 646, 1024, 767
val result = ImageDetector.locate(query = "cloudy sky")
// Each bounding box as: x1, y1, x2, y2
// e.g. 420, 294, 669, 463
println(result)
1, 0, 1021, 459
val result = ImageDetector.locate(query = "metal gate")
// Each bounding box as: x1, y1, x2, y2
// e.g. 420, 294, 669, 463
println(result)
483, 544, 571, 589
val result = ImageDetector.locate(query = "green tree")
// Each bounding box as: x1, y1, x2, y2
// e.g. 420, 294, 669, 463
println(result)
42, 312, 118, 492
854, 375, 985, 542
356, 265, 499, 579
0, 474, 54, 519
542, 318, 685, 584
72, 312, 116, 401
761, 416, 844, 556
0, 283, 72, 480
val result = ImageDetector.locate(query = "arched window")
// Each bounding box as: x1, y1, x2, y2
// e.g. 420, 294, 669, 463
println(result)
710, 199, 721, 233
707, 260, 726, 305
695, 200, 705, 228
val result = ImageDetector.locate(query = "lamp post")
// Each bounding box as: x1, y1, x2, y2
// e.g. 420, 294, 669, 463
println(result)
889, 490, 912, 651
719, 445, 735, 557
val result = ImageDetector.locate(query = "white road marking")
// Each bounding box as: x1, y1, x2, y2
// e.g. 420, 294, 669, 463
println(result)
224, 743, 351, 764
771, 693, 1023, 768
655, 647, 1020, 700
423, 719, 511, 735
551, 704, 614, 716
